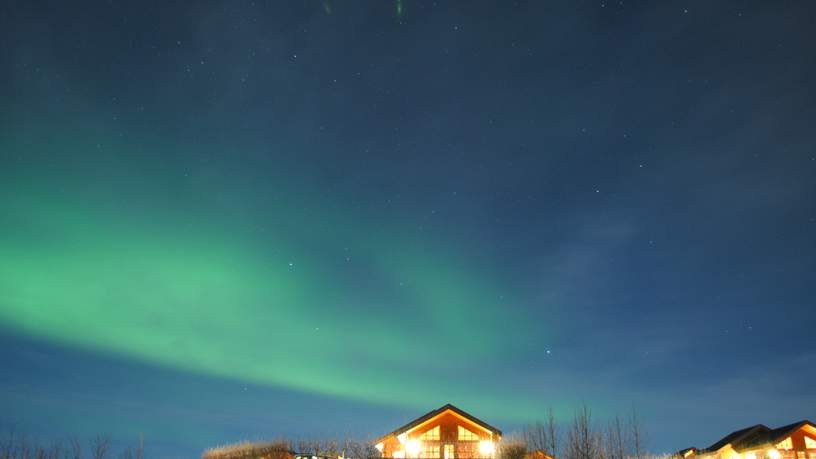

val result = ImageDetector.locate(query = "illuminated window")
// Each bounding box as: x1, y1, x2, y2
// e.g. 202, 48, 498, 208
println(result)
445, 445, 454, 459
808, 454, 816, 459
805, 437, 816, 449
797, 453, 805, 459
420, 427, 441, 441
777, 439, 793, 451
457, 443, 476, 458
420, 444, 440, 458
458, 426, 480, 441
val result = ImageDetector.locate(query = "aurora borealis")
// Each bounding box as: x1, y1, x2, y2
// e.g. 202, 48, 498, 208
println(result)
0, 139, 537, 409
2, 1, 816, 458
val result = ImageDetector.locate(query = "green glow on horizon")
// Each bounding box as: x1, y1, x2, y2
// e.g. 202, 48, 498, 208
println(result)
0, 135, 551, 420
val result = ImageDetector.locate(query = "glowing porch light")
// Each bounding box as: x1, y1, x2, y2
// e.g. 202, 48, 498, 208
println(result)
479, 441, 495, 456
406, 440, 421, 457
768, 450, 781, 459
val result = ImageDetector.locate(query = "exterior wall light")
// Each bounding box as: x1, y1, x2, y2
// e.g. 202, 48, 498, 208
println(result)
406, 440, 421, 457
479, 441, 495, 456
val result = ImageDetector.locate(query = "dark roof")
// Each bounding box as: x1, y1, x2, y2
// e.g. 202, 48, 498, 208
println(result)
701, 420, 816, 453
731, 421, 816, 452
769, 421, 816, 443
377, 404, 503, 443
705, 425, 768, 452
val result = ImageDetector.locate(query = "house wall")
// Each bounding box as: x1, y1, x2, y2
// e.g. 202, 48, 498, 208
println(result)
694, 426, 816, 459
789, 427, 816, 452
778, 425, 816, 459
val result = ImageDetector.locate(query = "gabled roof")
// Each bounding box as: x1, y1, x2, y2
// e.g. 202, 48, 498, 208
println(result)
731, 421, 816, 452
768, 420, 816, 443
377, 404, 502, 443
705, 424, 768, 452
701, 420, 816, 453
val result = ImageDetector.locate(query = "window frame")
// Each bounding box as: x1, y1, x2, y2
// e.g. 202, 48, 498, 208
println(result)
458, 426, 480, 441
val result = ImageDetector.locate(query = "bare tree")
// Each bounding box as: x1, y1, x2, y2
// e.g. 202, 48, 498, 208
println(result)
69, 437, 82, 459
546, 408, 558, 459
46, 441, 63, 459
0, 431, 145, 459
340, 437, 376, 459
564, 405, 597, 459
524, 422, 548, 454
296, 440, 311, 456
523, 407, 559, 459
323, 439, 340, 457
605, 416, 626, 459
19, 434, 29, 459
90, 435, 111, 459
629, 407, 644, 459
1, 428, 16, 459
498, 437, 527, 459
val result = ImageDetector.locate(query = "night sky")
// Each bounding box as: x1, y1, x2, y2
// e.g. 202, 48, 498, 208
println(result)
1, 1, 815, 458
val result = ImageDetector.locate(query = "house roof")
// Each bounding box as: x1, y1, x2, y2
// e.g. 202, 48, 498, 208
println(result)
731, 421, 816, 452
376, 404, 503, 443
705, 425, 768, 452
702, 420, 816, 453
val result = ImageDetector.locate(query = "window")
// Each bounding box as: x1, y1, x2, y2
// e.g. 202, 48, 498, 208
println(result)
420, 427, 441, 441
420, 445, 440, 458
457, 443, 476, 458
805, 437, 816, 449
796, 452, 805, 459
777, 439, 793, 451
458, 426, 480, 441
445, 445, 454, 459
808, 453, 816, 459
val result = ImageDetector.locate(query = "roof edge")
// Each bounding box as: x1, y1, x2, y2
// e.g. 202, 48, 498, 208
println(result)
375, 404, 503, 444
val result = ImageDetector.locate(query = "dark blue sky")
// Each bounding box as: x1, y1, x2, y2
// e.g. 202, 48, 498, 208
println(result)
1, 1, 815, 458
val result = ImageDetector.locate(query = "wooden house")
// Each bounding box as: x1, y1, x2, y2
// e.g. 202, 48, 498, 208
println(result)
375, 404, 502, 459
677, 421, 816, 459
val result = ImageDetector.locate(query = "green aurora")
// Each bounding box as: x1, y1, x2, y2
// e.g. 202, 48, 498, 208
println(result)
0, 128, 550, 420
